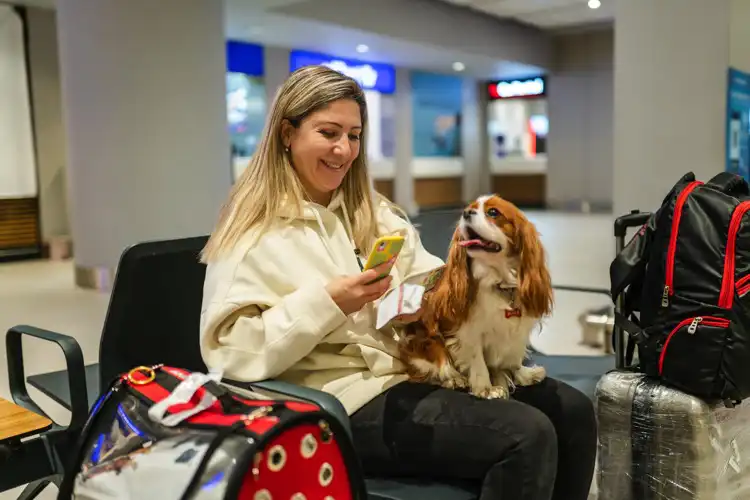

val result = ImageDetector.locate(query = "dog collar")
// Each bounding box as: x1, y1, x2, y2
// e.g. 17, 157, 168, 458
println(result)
495, 284, 522, 318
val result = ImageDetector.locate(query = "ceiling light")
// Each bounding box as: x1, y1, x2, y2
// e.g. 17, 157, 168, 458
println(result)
356, 44, 369, 53
452, 61, 465, 72
588, 0, 601, 9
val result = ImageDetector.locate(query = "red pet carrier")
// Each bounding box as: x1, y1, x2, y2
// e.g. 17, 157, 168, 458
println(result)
58, 365, 367, 500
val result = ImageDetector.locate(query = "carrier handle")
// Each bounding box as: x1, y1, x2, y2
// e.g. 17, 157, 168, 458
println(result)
614, 210, 652, 242
612, 210, 652, 369
148, 368, 224, 426
707, 172, 750, 196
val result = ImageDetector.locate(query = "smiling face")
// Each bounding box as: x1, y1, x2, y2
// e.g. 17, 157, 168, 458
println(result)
282, 98, 363, 206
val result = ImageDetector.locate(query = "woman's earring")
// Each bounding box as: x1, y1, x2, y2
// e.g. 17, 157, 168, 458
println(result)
284, 146, 290, 153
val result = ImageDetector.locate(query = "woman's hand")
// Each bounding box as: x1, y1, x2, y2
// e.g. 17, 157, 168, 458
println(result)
326, 260, 394, 316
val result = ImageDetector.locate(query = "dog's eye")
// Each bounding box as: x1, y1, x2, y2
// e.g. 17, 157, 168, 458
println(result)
486, 208, 500, 218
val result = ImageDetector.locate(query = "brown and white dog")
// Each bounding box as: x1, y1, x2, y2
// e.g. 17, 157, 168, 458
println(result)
399, 194, 553, 399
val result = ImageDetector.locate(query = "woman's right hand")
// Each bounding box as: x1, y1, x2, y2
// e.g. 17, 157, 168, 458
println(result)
326, 260, 394, 316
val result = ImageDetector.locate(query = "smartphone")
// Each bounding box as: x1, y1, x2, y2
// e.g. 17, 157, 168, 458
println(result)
363, 235, 406, 282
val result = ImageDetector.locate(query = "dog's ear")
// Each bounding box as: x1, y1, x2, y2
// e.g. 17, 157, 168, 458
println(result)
427, 226, 475, 331
516, 219, 553, 318
445, 226, 472, 304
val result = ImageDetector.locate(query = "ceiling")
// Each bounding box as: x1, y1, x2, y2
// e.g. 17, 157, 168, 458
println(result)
4, 0, 583, 79
2, 0, 615, 29
224, 0, 545, 80
436, 0, 615, 29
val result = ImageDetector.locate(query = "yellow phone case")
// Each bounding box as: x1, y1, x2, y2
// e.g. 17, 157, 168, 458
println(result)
364, 235, 406, 281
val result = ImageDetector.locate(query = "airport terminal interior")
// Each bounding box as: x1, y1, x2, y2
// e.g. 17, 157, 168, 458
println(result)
2, 0, 750, 499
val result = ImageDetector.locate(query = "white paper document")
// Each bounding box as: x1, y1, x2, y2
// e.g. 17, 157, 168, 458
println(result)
376, 283, 426, 329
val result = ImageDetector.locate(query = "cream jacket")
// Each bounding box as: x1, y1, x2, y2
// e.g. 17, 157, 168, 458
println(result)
199, 192, 444, 415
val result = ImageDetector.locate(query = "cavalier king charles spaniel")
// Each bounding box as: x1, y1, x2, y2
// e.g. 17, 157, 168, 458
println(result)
399, 194, 553, 399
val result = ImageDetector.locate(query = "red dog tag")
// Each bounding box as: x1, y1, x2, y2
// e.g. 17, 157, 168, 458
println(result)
505, 308, 522, 319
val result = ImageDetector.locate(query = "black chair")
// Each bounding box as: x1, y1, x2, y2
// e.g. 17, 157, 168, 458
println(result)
2, 325, 88, 498
18, 236, 479, 500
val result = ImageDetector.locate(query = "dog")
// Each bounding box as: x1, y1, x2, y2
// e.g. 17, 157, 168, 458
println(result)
398, 194, 553, 399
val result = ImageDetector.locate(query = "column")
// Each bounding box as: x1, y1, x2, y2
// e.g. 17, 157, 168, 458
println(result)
364, 91, 383, 162
462, 79, 490, 202
56, 0, 231, 289
612, 0, 731, 217
26, 7, 69, 242
394, 67, 418, 217
264, 46, 290, 106
730, 0, 750, 74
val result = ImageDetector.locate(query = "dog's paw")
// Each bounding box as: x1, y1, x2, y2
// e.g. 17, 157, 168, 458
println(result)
471, 385, 509, 399
442, 375, 469, 390
437, 364, 469, 390
513, 365, 546, 387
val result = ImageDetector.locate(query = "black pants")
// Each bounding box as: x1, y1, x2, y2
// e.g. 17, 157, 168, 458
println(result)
350, 377, 597, 500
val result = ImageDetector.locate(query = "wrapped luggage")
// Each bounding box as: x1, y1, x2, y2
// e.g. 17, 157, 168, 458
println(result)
597, 203, 750, 499
596, 371, 750, 499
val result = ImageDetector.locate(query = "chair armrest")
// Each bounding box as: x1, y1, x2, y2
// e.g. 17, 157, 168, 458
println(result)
224, 378, 351, 437
6, 325, 89, 432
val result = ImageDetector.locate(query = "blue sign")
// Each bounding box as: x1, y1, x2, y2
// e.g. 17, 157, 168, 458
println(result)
226, 40, 264, 77
289, 50, 396, 94
726, 67, 750, 180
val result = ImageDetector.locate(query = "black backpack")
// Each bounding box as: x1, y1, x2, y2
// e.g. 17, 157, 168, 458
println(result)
611, 171, 750, 406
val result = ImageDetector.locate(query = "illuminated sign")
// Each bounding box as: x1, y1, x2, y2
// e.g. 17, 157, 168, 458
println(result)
289, 50, 396, 94
488, 76, 546, 100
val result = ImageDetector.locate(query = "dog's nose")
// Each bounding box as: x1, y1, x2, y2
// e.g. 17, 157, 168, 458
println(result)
462, 209, 476, 220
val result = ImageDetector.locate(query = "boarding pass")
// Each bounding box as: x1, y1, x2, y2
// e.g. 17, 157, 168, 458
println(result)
376, 283, 425, 329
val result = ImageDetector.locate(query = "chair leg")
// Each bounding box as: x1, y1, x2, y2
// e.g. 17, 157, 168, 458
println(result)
16, 478, 53, 500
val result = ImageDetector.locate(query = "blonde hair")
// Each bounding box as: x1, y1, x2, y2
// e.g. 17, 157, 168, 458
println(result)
202, 65, 381, 262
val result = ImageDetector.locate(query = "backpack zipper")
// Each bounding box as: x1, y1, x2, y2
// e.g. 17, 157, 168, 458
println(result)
663, 181, 703, 307
658, 316, 730, 375
719, 201, 750, 309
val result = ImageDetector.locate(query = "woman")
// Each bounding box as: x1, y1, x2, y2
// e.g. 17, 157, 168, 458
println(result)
200, 66, 597, 499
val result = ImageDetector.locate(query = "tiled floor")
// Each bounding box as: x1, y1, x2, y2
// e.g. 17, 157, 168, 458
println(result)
0, 210, 615, 499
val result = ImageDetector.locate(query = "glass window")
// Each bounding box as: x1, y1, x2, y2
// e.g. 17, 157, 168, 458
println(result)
488, 98, 548, 159
227, 72, 266, 181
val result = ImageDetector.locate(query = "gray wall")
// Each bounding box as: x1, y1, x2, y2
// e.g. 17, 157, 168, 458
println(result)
26, 7, 70, 239
613, 0, 728, 218
57, 0, 232, 274
547, 27, 614, 211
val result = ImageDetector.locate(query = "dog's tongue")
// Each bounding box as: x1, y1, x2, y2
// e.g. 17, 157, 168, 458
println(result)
459, 239, 484, 247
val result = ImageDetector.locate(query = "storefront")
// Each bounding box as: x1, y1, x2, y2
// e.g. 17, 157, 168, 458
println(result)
226, 40, 266, 182
289, 50, 398, 198
486, 75, 548, 207
410, 70, 464, 208
0, 6, 41, 261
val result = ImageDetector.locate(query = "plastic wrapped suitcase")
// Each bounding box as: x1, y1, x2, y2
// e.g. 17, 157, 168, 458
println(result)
595, 212, 750, 500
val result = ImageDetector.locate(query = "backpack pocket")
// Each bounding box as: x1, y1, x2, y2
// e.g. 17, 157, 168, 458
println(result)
719, 201, 750, 308
655, 315, 730, 398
